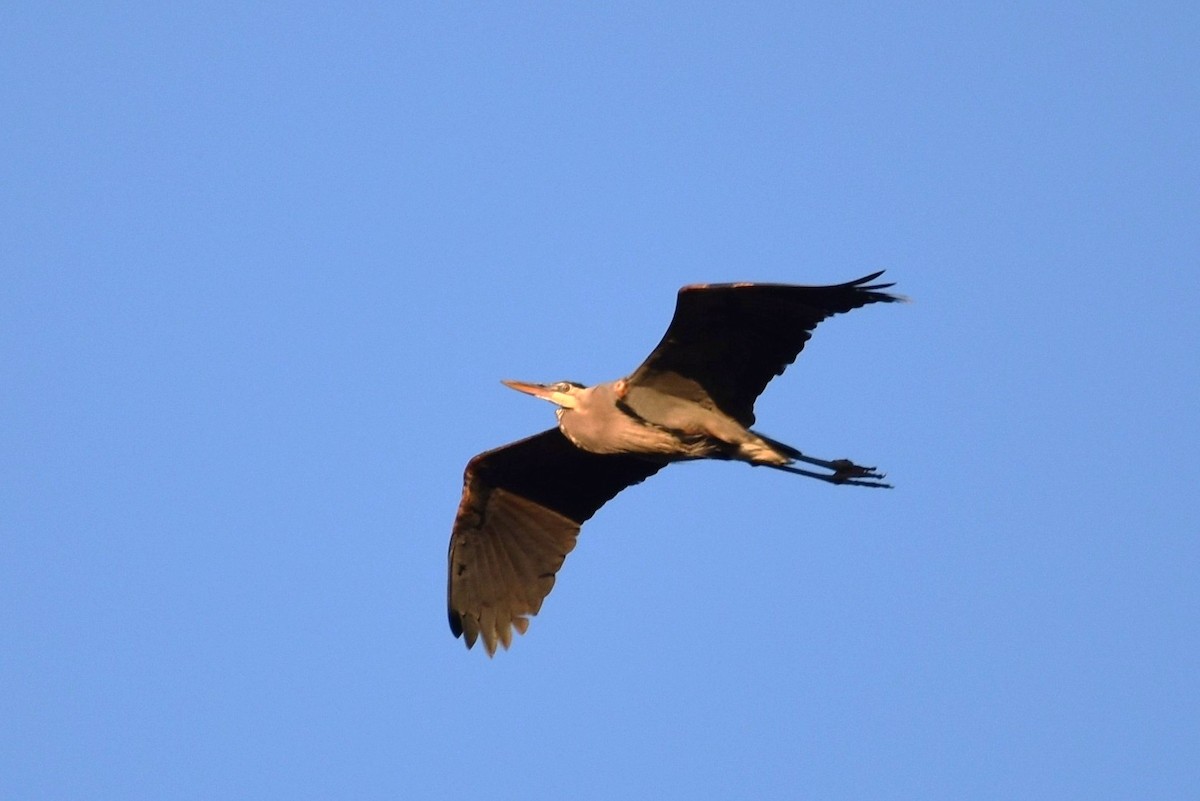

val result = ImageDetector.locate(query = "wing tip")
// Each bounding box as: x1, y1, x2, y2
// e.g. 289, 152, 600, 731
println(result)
450, 608, 534, 657
679, 271, 906, 300
850, 270, 910, 303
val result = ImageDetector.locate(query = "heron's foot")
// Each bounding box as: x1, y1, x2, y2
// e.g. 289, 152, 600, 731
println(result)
828, 459, 885, 483
776, 457, 892, 488
790, 452, 890, 485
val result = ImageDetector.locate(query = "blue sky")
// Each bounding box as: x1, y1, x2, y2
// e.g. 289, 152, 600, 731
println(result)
3, 3, 1198, 799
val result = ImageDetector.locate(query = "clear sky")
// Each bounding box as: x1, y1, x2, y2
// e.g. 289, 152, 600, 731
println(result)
3, 3, 1198, 799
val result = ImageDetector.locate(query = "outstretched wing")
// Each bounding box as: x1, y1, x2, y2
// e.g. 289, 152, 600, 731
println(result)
448, 428, 664, 655
626, 272, 903, 426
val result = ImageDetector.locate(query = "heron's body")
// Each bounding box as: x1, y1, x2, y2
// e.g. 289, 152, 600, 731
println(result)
447, 273, 905, 655
550, 380, 792, 465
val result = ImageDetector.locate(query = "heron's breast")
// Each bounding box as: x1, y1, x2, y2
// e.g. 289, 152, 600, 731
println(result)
558, 411, 682, 456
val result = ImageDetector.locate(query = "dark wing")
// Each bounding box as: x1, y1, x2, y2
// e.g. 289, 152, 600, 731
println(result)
447, 428, 664, 655
626, 272, 903, 426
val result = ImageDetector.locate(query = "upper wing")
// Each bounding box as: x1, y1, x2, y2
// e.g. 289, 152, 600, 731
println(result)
447, 428, 664, 655
625, 272, 903, 426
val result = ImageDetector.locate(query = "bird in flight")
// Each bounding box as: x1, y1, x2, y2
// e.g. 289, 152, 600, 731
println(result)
448, 272, 903, 655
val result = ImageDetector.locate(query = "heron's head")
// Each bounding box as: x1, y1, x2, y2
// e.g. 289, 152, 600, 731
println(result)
501, 379, 587, 410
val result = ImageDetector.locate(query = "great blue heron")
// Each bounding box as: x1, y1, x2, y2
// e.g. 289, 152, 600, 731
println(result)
448, 272, 903, 655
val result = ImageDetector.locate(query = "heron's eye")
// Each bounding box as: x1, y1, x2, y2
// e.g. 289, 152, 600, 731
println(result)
554, 382, 571, 393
